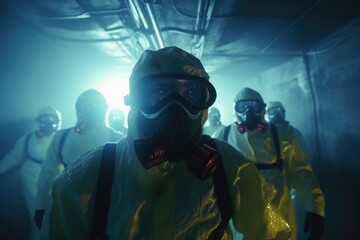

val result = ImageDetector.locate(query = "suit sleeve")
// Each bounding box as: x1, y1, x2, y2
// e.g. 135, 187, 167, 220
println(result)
283, 128, 325, 217
218, 141, 291, 240
0, 135, 27, 174
36, 133, 65, 209
40, 148, 102, 240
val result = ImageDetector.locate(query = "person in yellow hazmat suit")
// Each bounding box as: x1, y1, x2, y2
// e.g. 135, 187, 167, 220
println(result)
203, 107, 225, 136
265, 101, 307, 201
39, 47, 291, 240
34, 89, 123, 229
213, 87, 325, 240
0, 106, 61, 240
265, 101, 289, 127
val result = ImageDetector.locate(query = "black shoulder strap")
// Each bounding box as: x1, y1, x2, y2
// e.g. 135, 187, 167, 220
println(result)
255, 124, 283, 172
90, 138, 232, 240
24, 133, 32, 160
223, 125, 231, 142
58, 128, 71, 167
270, 124, 283, 172
202, 136, 233, 240
90, 143, 117, 240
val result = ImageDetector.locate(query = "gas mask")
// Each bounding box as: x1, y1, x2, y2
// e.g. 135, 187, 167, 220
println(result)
234, 100, 267, 133
126, 74, 218, 178
109, 121, 123, 132
75, 109, 104, 134
134, 133, 219, 180
108, 111, 125, 132
75, 91, 107, 134
266, 107, 289, 126
36, 114, 60, 136
208, 107, 221, 126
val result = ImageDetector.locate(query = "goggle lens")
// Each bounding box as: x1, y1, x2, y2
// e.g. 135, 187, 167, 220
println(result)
130, 75, 216, 112
37, 115, 59, 124
145, 79, 207, 107
234, 100, 265, 113
267, 107, 285, 116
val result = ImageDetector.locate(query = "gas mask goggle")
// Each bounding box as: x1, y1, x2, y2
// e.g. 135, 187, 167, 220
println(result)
75, 101, 106, 134
109, 112, 125, 132
234, 100, 267, 133
266, 107, 288, 126
126, 74, 219, 179
208, 109, 221, 126
36, 114, 60, 136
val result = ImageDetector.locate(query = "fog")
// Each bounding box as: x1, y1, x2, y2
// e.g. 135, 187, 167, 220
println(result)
1, 5, 360, 240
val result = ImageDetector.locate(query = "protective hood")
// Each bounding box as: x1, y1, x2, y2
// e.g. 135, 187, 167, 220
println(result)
108, 108, 125, 131
36, 106, 62, 135
266, 101, 284, 109
36, 106, 61, 122
75, 89, 108, 129
265, 101, 288, 126
234, 87, 264, 103
234, 87, 266, 122
208, 107, 221, 126
126, 47, 216, 166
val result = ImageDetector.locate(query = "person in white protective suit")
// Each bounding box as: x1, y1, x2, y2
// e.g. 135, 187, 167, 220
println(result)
39, 47, 291, 240
203, 107, 225, 136
0, 106, 61, 240
108, 108, 128, 135
213, 88, 325, 240
34, 89, 123, 229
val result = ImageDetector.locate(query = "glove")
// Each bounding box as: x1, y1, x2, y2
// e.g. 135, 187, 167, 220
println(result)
34, 209, 45, 230
304, 212, 324, 240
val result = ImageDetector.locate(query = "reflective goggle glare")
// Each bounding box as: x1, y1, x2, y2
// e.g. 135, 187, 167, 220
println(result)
130, 75, 216, 112
37, 115, 59, 124
267, 107, 285, 116
234, 100, 265, 113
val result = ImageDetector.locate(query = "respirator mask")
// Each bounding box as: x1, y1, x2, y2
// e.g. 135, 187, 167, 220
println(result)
234, 100, 267, 133
75, 101, 107, 134
36, 114, 60, 136
208, 108, 221, 126
266, 107, 288, 126
126, 74, 218, 179
109, 112, 125, 132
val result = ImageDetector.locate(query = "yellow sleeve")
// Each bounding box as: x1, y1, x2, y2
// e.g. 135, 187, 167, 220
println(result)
217, 141, 291, 240
283, 128, 325, 217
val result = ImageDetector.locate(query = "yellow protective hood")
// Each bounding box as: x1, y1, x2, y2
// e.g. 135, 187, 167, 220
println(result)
129, 46, 209, 86
127, 47, 214, 141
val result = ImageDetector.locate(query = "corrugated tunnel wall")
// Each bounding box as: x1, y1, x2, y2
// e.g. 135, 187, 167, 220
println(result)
259, 19, 360, 239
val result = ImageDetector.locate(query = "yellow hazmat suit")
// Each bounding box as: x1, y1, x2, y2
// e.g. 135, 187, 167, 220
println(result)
40, 47, 290, 240
213, 88, 325, 240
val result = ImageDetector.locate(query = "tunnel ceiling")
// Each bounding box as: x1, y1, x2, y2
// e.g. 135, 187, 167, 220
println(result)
0, 0, 359, 78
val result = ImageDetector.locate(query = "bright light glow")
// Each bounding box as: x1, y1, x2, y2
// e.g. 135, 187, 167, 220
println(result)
93, 72, 130, 127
